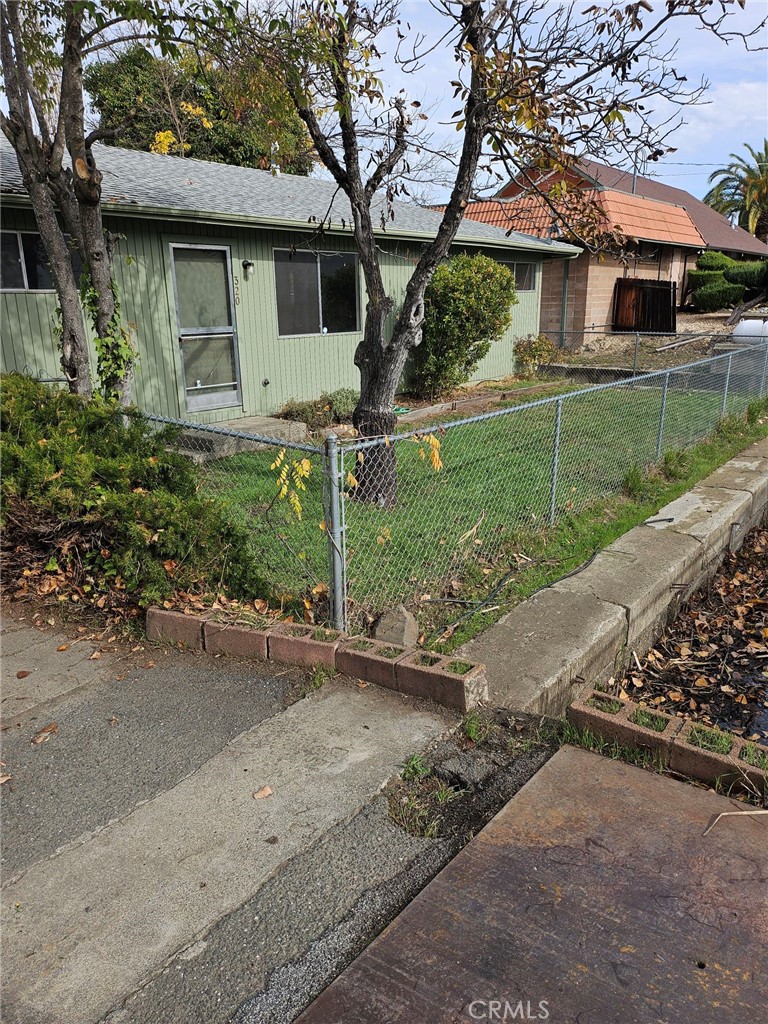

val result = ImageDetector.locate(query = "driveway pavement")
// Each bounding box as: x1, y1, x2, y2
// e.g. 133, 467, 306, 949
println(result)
298, 746, 768, 1024
1, 610, 452, 1024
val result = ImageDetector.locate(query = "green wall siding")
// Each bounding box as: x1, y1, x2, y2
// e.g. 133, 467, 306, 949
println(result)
1, 204, 545, 421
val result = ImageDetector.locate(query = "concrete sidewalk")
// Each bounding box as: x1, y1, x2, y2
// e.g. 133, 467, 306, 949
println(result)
298, 746, 768, 1024
1, 613, 452, 1024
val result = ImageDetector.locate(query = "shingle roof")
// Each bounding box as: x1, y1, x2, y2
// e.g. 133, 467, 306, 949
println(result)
573, 156, 768, 258
460, 189, 705, 248
0, 137, 578, 257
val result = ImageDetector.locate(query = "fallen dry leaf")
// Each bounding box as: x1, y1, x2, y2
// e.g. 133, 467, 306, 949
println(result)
108, 716, 119, 727
16, 671, 30, 679
252, 786, 273, 800
89, 651, 102, 660
57, 644, 69, 652
0, 774, 11, 785
31, 722, 59, 745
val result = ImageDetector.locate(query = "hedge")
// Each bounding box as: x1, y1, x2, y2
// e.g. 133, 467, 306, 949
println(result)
696, 251, 738, 272
723, 261, 768, 292
686, 269, 725, 293
690, 281, 746, 313
0, 374, 269, 609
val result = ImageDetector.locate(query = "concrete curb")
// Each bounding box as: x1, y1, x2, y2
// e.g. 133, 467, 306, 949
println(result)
459, 437, 768, 714
145, 613, 487, 713
567, 686, 768, 794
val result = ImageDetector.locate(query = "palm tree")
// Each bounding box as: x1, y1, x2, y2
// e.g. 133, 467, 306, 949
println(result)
704, 141, 768, 242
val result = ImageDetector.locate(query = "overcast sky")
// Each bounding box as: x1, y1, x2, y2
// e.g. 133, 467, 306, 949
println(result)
371, 0, 768, 202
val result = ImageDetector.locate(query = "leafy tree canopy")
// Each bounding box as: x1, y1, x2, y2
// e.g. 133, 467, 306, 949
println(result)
83, 45, 313, 174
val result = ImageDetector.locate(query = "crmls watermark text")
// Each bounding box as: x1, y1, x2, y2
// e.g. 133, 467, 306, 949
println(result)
467, 1000, 550, 1021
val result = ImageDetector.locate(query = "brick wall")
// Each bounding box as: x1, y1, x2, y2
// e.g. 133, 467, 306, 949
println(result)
539, 254, 589, 346
539, 244, 695, 343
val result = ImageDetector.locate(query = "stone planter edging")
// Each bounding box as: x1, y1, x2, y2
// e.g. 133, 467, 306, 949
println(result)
568, 686, 767, 794
145, 610, 487, 712
458, 437, 768, 715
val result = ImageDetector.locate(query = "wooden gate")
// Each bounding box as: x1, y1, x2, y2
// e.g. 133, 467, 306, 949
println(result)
612, 277, 677, 333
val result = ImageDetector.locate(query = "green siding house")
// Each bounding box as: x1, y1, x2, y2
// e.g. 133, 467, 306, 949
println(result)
0, 139, 578, 423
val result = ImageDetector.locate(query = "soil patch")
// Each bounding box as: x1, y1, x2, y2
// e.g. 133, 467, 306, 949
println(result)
609, 525, 768, 746
386, 709, 559, 842
557, 312, 732, 371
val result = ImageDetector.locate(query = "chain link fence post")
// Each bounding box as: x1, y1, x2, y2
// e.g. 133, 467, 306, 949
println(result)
721, 351, 733, 417
760, 342, 768, 398
656, 370, 670, 461
548, 398, 563, 526
323, 432, 347, 632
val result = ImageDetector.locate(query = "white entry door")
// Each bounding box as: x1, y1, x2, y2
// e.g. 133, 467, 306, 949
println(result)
170, 244, 241, 412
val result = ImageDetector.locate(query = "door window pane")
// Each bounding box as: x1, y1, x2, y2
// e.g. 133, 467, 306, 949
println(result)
320, 253, 358, 333
182, 335, 238, 393
174, 248, 232, 329
274, 250, 320, 335
21, 233, 54, 290
1, 232, 24, 289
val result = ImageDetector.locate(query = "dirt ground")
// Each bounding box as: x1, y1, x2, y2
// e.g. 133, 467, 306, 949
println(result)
556, 311, 733, 371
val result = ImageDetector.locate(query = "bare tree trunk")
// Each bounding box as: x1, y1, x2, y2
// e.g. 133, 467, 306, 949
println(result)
0, 4, 91, 396
61, 6, 133, 406
10, 135, 92, 395
351, 300, 416, 507
725, 292, 768, 327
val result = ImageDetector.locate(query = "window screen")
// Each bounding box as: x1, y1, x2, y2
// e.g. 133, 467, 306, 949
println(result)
320, 253, 358, 333
182, 335, 238, 393
496, 259, 535, 292
1, 232, 25, 289
174, 248, 232, 330
275, 251, 320, 335
274, 250, 359, 336
1, 231, 82, 291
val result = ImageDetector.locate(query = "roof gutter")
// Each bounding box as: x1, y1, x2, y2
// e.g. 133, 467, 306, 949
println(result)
0, 192, 581, 258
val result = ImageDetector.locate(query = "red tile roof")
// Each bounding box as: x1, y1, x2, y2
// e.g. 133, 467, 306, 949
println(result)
459, 189, 705, 249
549, 156, 768, 258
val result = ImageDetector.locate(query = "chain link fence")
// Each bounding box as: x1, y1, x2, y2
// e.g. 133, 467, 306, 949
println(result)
333, 341, 768, 626
549, 327, 730, 378
41, 339, 761, 630
144, 415, 333, 607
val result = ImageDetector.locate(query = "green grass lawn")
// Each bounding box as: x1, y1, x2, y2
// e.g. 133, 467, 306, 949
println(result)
191, 353, 767, 624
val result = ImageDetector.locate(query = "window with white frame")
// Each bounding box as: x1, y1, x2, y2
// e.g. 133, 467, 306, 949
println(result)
497, 259, 536, 291
274, 249, 359, 336
1, 230, 83, 291
2, 231, 53, 290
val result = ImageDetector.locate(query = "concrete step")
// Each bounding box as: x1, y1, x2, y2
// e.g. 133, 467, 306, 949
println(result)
176, 416, 308, 460
1, 623, 449, 1024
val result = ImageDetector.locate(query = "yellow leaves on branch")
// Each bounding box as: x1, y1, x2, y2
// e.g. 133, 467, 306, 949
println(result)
149, 130, 191, 155
411, 432, 443, 473
270, 449, 312, 521
179, 101, 213, 129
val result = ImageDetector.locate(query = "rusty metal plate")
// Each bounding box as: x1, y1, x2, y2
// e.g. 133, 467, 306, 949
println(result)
298, 746, 767, 1024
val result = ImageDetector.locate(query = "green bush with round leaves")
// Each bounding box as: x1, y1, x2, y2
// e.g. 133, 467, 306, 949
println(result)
411, 253, 517, 399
